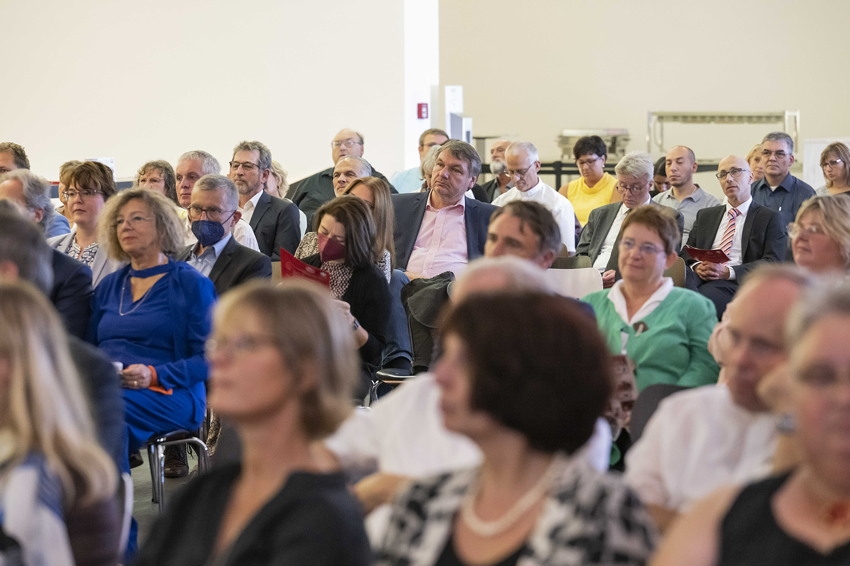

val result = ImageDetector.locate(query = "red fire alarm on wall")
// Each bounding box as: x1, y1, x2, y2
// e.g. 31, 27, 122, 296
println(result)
417, 103, 429, 119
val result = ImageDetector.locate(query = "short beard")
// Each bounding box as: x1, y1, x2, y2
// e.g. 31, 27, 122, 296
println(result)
490, 160, 506, 176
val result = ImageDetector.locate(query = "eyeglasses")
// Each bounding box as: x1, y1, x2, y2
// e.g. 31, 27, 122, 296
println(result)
762, 149, 789, 159
331, 139, 363, 149
62, 188, 102, 200
617, 182, 646, 194
619, 238, 665, 256
505, 164, 534, 178
187, 205, 236, 222
576, 156, 600, 167
229, 161, 260, 172
822, 159, 844, 169
715, 167, 750, 180
788, 222, 827, 238
205, 335, 277, 358
112, 214, 152, 229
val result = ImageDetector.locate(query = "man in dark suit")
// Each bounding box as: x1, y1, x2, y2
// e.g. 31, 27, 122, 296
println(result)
176, 174, 271, 296
228, 140, 300, 261
682, 155, 787, 318
479, 139, 513, 202
577, 151, 684, 288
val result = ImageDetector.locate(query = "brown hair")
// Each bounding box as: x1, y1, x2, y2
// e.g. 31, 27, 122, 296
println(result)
67, 161, 117, 201
343, 176, 396, 268
620, 204, 681, 255
312, 197, 376, 268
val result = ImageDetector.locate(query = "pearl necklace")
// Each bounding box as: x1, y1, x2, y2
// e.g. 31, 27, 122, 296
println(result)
459, 455, 563, 538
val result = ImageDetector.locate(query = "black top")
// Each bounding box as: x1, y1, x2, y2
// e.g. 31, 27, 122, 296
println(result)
287, 167, 395, 227
719, 472, 850, 565
134, 465, 371, 566
435, 531, 525, 566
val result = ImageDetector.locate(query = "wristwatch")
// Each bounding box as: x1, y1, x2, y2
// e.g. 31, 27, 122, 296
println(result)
351, 318, 361, 331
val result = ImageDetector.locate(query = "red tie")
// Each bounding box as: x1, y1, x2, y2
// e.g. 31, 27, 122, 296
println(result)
719, 208, 740, 256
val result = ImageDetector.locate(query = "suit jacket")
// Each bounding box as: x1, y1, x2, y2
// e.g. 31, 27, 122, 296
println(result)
48, 229, 124, 287
577, 201, 685, 273
391, 192, 497, 271
175, 236, 272, 296
681, 202, 786, 282
50, 249, 93, 340
248, 191, 301, 261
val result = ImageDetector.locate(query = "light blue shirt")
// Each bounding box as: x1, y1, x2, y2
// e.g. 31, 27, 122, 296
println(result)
390, 167, 425, 194
187, 233, 232, 277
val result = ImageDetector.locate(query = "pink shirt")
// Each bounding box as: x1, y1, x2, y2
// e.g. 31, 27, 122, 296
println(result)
406, 194, 468, 278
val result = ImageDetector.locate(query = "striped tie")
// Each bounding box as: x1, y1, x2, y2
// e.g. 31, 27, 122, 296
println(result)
719, 208, 740, 256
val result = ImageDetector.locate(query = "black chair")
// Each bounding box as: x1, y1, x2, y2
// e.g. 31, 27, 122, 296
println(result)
629, 384, 689, 444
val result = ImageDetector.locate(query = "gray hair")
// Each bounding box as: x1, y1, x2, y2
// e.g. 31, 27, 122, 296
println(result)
232, 140, 272, 172
506, 142, 540, 163
763, 131, 795, 154
194, 174, 239, 211
420, 145, 443, 184
787, 281, 850, 353
615, 151, 655, 181
178, 150, 220, 176
336, 156, 372, 178
0, 201, 53, 293
0, 169, 55, 232
436, 140, 482, 179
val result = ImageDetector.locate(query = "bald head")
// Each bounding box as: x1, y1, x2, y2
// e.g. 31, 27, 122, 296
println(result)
331, 128, 365, 163
716, 155, 753, 207
665, 145, 697, 189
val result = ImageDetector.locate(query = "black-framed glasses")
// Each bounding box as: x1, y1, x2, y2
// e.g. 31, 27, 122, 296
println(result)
62, 188, 102, 200
822, 159, 844, 169
715, 167, 750, 180
576, 155, 600, 167
616, 182, 646, 194
762, 149, 789, 159
229, 161, 260, 172
187, 205, 236, 222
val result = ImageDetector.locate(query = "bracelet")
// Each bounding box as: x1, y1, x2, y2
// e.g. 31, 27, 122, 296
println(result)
352, 318, 361, 331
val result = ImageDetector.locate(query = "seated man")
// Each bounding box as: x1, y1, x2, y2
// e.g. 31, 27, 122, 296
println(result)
652, 145, 720, 242
681, 155, 786, 318
390, 128, 449, 193
625, 265, 813, 532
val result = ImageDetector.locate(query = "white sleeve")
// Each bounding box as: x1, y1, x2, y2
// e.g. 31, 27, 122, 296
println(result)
624, 401, 676, 509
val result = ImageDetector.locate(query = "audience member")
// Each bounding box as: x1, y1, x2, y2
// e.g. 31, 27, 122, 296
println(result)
682, 154, 786, 318
135, 159, 178, 205
746, 143, 765, 184
391, 128, 449, 193
0, 141, 70, 236
480, 139, 513, 202
559, 135, 620, 225
265, 159, 289, 198
627, 265, 813, 532
135, 280, 371, 566
650, 156, 670, 197
49, 161, 124, 286
816, 141, 850, 196
175, 174, 271, 295
652, 145, 720, 242
578, 151, 684, 288
789, 195, 850, 275
485, 201, 561, 268
343, 177, 396, 277
751, 131, 816, 230
494, 142, 576, 253
0, 281, 119, 566
376, 293, 656, 564
584, 205, 719, 391
228, 141, 301, 260
56, 159, 82, 223
331, 155, 372, 197
653, 282, 850, 565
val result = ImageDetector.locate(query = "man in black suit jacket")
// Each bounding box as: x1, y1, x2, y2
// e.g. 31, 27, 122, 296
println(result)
577, 152, 684, 287
177, 174, 271, 296
681, 155, 787, 318
229, 140, 300, 261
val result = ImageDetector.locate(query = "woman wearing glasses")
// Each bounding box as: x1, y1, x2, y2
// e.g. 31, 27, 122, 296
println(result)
816, 142, 850, 197
790, 195, 850, 275
583, 205, 719, 392
135, 159, 179, 205
88, 188, 215, 552
49, 161, 124, 286
558, 136, 620, 226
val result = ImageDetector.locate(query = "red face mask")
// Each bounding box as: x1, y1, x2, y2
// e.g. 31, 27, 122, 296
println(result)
317, 233, 347, 262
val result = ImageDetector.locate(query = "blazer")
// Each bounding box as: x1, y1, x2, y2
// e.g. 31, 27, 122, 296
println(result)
48, 229, 124, 287
175, 236, 271, 296
391, 192, 497, 271
577, 201, 684, 273
248, 191, 301, 261
50, 249, 93, 340
681, 202, 787, 282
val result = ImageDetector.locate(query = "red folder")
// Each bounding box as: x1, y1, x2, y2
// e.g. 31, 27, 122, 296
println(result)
683, 245, 730, 264
278, 248, 331, 288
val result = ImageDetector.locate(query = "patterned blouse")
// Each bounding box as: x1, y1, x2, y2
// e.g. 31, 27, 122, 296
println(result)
376, 456, 657, 566
295, 231, 392, 282
69, 238, 99, 268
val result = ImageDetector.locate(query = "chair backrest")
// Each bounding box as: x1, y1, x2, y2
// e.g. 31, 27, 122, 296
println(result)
544, 267, 602, 299
664, 257, 686, 287
629, 383, 690, 443
271, 261, 282, 281
551, 254, 593, 270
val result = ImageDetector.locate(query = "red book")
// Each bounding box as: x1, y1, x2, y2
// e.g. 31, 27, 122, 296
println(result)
278, 248, 331, 288
683, 245, 730, 264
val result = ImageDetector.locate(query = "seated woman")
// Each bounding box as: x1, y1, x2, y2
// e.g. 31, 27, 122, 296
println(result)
653, 284, 850, 565
302, 197, 391, 397
746, 143, 765, 184
559, 135, 620, 225
0, 281, 118, 566
135, 159, 179, 205
377, 292, 656, 564
49, 160, 123, 286
790, 195, 850, 275
88, 188, 215, 479
816, 142, 850, 196
135, 280, 371, 565
584, 205, 719, 391
54, 159, 82, 223
650, 156, 670, 197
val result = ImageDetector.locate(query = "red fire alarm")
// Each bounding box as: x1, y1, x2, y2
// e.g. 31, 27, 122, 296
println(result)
417, 103, 429, 119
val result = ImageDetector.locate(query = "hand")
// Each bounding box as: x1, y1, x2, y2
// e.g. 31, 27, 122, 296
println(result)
121, 364, 152, 390
695, 262, 729, 281
333, 300, 368, 348
404, 271, 423, 280
601, 270, 617, 289
353, 473, 411, 514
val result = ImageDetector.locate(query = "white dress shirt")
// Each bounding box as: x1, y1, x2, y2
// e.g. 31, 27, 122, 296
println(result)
492, 180, 577, 252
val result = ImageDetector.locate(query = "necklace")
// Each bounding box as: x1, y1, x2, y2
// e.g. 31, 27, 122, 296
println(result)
459, 455, 563, 538
118, 262, 171, 316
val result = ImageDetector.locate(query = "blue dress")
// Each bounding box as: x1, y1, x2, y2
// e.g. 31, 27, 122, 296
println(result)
89, 260, 216, 469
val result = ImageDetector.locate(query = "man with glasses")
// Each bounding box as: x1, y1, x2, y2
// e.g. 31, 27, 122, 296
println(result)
287, 129, 395, 225
175, 174, 270, 295
653, 145, 719, 242
228, 140, 300, 260
751, 131, 815, 230
492, 142, 576, 254
577, 152, 684, 288
682, 155, 786, 318
390, 128, 449, 193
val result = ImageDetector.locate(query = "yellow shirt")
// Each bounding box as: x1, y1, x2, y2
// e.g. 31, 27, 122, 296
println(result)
560, 172, 620, 225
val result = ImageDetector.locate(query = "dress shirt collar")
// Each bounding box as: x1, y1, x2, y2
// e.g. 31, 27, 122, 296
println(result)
193, 232, 232, 260
426, 191, 467, 212
725, 197, 752, 217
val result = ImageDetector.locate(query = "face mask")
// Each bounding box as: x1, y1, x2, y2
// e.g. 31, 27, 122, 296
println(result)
317, 233, 346, 262
192, 220, 225, 247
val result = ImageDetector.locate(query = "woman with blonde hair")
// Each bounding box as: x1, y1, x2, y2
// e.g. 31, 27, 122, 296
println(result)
135, 279, 371, 565
816, 142, 850, 196
0, 281, 118, 565
790, 195, 850, 274
746, 144, 765, 184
